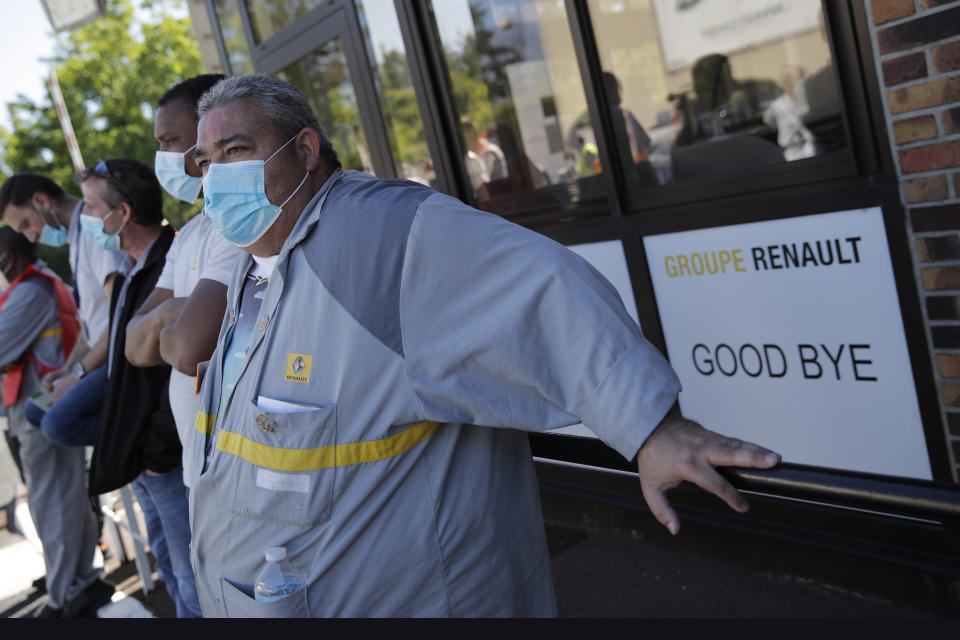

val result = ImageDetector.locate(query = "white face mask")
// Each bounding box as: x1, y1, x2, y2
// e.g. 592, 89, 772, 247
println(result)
155, 144, 203, 203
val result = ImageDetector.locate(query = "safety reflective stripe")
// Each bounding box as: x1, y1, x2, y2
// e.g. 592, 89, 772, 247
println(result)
215, 420, 439, 472
195, 411, 217, 435
37, 328, 62, 338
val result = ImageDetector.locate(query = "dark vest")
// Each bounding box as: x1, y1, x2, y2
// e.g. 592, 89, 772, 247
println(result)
89, 225, 178, 496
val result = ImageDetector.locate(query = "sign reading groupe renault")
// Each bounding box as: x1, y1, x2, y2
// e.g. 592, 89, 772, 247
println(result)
643, 208, 932, 480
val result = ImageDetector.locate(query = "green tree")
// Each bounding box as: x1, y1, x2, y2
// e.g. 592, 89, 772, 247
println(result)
0, 0, 204, 242
441, 3, 520, 144
278, 41, 368, 172
376, 49, 427, 172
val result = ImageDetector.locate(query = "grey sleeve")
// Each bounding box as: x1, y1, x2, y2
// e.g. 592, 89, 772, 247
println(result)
0, 280, 59, 368
399, 193, 681, 460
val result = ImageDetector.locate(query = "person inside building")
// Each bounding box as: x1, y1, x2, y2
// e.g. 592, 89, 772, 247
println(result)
126, 73, 243, 494
0, 226, 115, 617
78, 158, 202, 618
460, 118, 490, 194
186, 74, 781, 617
602, 71, 659, 186
0, 174, 129, 448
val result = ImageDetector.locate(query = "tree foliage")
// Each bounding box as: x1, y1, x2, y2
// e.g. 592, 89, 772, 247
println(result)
0, 0, 204, 235
441, 3, 520, 146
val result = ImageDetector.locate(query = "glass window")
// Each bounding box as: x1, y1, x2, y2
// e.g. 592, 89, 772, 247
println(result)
588, 0, 844, 187
354, 0, 435, 185
277, 38, 375, 174
431, 0, 605, 216
213, 0, 255, 74
245, 0, 326, 44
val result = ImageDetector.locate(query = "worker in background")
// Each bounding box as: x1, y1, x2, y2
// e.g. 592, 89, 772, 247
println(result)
0, 226, 114, 617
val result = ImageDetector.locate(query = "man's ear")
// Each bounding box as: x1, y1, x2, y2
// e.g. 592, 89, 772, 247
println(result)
117, 200, 134, 225
296, 128, 324, 173
32, 191, 52, 211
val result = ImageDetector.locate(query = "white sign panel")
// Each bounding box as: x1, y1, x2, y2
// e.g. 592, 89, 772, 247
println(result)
643, 208, 932, 480
653, 0, 823, 72
568, 240, 639, 325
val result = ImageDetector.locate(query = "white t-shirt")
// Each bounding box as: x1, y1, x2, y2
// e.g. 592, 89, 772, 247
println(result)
68, 200, 132, 344
158, 213, 244, 486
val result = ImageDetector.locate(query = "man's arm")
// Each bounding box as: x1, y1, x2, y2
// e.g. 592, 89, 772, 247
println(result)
0, 281, 56, 369
61, 333, 90, 370
47, 327, 110, 402
158, 278, 228, 375
43, 270, 121, 392
400, 194, 781, 535
125, 287, 176, 367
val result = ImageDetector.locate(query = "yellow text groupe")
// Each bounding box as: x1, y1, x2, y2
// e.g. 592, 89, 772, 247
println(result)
664, 237, 863, 278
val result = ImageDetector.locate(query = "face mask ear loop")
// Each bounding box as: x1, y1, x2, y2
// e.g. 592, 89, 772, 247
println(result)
103, 205, 129, 237
279, 172, 310, 210
34, 201, 64, 231
265, 135, 298, 165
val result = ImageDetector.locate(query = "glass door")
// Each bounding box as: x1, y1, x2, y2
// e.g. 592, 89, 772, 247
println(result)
246, 1, 396, 178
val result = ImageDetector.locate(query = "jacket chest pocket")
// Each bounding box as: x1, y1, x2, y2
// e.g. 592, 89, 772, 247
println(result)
225, 400, 338, 527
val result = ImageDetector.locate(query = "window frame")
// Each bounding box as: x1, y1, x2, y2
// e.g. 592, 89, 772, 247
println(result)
565, 0, 882, 217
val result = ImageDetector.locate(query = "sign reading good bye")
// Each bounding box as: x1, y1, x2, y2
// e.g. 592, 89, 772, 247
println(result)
643, 208, 932, 480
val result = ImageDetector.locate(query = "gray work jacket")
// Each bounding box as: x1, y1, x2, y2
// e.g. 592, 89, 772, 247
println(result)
0, 263, 63, 434
188, 170, 680, 617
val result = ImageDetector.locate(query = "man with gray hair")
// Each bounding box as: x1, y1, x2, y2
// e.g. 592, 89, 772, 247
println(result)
188, 74, 780, 617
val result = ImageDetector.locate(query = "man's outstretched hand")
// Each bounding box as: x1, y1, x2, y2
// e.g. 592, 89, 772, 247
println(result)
636, 412, 781, 536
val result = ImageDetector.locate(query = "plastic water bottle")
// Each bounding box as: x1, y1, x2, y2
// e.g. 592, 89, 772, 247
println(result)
254, 546, 306, 602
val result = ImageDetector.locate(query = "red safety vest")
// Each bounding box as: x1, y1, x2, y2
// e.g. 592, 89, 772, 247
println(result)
0, 265, 79, 407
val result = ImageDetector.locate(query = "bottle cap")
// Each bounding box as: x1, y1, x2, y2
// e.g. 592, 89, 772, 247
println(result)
264, 546, 287, 563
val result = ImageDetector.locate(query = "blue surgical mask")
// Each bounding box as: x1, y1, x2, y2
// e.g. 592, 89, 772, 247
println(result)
33, 203, 68, 247
202, 135, 309, 248
80, 206, 127, 252
155, 144, 203, 203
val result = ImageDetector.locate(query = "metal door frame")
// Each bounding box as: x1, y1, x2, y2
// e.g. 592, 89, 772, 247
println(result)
213, 0, 397, 178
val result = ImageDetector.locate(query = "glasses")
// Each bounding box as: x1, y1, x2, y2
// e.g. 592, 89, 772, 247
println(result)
91, 160, 134, 205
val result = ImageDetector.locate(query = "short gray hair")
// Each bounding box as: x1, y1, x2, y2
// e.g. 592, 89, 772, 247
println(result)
198, 74, 340, 171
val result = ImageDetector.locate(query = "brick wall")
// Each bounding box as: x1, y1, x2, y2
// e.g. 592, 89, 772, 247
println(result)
867, 0, 960, 481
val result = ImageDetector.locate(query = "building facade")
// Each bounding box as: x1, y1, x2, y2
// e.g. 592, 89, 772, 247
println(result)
191, 1, 960, 489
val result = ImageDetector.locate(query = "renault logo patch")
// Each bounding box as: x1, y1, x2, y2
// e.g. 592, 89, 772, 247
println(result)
284, 353, 313, 383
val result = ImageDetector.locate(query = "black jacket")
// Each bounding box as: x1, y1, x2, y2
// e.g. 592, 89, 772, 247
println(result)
89, 225, 178, 496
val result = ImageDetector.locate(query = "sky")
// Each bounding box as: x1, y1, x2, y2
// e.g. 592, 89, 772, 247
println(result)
0, 0, 191, 132
0, 0, 58, 130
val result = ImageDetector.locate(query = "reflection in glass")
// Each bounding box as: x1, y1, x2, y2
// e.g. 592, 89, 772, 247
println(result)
354, 0, 434, 185
278, 38, 374, 174
431, 0, 604, 216
245, 0, 326, 44
213, 0, 254, 74
588, 0, 845, 186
